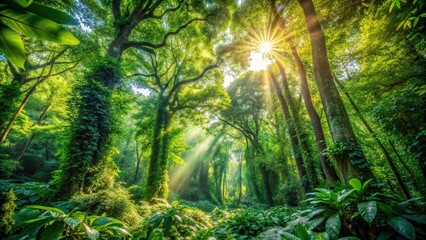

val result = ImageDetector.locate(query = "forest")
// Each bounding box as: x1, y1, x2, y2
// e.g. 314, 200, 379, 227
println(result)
0, 0, 425, 239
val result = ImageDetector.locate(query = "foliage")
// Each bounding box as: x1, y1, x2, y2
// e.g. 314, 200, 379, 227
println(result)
56, 56, 123, 195
285, 178, 426, 239
9, 205, 131, 239
0, 181, 50, 207
68, 187, 143, 230
205, 205, 295, 239
275, 178, 304, 207
134, 200, 213, 240
0, 0, 79, 68
0, 189, 16, 236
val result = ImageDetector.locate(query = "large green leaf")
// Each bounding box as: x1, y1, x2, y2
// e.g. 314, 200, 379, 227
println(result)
387, 216, 416, 240
348, 178, 362, 191
37, 221, 64, 240
9, 0, 33, 8
294, 224, 311, 240
64, 216, 83, 229
402, 214, 426, 224
0, 25, 25, 68
357, 201, 377, 224
26, 205, 65, 215
84, 223, 100, 240
326, 213, 341, 240
0, 8, 79, 45
25, 3, 78, 25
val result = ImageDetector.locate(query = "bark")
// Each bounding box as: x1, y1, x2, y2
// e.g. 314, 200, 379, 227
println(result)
277, 64, 320, 188
0, 85, 37, 143
16, 102, 51, 162
334, 78, 411, 198
146, 95, 168, 200
199, 160, 212, 200
288, 39, 339, 183
133, 138, 142, 184
298, 0, 374, 184
269, 70, 310, 191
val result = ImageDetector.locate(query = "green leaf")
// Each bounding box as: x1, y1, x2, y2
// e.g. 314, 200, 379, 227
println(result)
148, 229, 164, 240
349, 178, 362, 191
38, 221, 64, 240
358, 201, 377, 224
338, 237, 361, 240
0, 8, 80, 45
401, 214, 426, 224
25, 3, 78, 25
420, 13, 426, 17
0, 25, 25, 68
390, 1, 395, 12
326, 213, 341, 240
280, 231, 302, 240
84, 223, 100, 240
387, 216, 416, 240
92, 217, 113, 227
26, 205, 65, 215
9, 0, 33, 8
163, 215, 173, 236
396, 0, 401, 8
64, 216, 83, 229
294, 224, 310, 240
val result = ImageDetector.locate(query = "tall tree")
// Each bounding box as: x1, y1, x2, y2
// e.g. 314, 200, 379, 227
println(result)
297, 0, 374, 184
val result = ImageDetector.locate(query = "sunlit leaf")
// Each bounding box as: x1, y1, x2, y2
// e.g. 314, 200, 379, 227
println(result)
0, 8, 80, 45
25, 3, 78, 25
0, 25, 25, 68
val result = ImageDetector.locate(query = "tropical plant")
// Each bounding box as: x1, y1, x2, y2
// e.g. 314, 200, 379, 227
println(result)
0, 0, 79, 68
133, 200, 212, 240
9, 205, 131, 239
206, 205, 295, 240
289, 178, 426, 239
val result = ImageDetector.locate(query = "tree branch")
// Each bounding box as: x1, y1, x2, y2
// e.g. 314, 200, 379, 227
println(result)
123, 17, 207, 51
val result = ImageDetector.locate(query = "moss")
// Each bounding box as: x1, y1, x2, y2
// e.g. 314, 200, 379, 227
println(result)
0, 189, 16, 236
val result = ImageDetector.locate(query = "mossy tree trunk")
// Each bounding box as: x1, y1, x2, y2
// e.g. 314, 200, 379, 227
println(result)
298, 0, 374, 184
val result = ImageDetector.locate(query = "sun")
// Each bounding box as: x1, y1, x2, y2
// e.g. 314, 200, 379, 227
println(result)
259, 41, 273, 55
245, 29, 281, 71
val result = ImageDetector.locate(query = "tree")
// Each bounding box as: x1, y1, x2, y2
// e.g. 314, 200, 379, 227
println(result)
297, 0, 374, 184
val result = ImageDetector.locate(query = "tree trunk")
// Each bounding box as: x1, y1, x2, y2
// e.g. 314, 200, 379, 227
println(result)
16, 102, 51, 161
269, 70, 309, 191
199, 160, 212, 200
277, 64, 320, 188
133, 138, 142, 184
334, 78, 411, 198
288, 39, 339, 183
0, 84, 37, 143
298, 0, 374, 184
146, 96, 167, 200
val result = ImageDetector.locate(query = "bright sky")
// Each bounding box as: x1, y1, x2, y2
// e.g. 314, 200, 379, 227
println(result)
248, 51, 274, 71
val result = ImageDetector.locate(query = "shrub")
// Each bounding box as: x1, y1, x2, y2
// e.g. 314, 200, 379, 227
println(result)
0, 189, 16, 237
9, 205, 131, 239
133, 200, 213, 240
205, 205, 295, 239
69, 187, 143, 229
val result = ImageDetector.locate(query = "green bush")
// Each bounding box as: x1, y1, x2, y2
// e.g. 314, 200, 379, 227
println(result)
0, 181, 50, 207
69, 187, 143, 230
134, 200, 213, 240
205, 205, 295, 239
180, 199, 217, 212
9, 205, 130, 239
0, 189, 16, 237
285, 178, 426, 240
